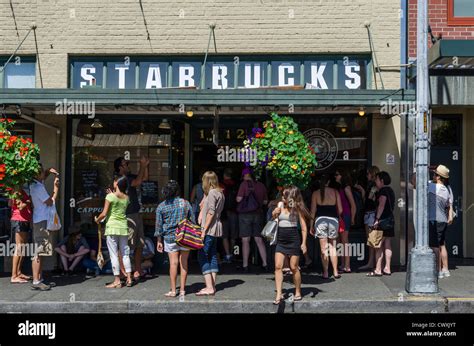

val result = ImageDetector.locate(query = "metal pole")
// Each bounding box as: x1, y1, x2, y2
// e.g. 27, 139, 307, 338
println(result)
406, 0, 438, 294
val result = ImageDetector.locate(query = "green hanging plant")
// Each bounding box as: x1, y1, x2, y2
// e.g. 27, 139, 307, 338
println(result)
243, 112, 317, 189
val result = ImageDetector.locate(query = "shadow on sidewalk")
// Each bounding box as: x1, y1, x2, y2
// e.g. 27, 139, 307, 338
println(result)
186, 279, 245, 294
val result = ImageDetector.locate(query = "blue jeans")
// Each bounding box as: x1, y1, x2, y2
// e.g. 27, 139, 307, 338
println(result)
198, 235, 219, 275
82, 258, 112, 274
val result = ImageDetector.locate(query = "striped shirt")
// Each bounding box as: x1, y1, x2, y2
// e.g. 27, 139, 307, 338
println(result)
155, 197, 194, 244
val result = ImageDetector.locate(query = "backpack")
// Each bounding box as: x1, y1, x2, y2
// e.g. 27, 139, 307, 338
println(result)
224, 182, 238, 212
351, 187, 365, 229
236, 181, 260, 213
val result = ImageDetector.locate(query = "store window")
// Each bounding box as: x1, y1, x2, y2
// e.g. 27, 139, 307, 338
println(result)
69, 118, 184, 238
448, 0, 474, 25
0, 57, 36, 88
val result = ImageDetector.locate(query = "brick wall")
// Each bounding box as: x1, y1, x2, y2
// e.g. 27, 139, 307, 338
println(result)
408, 0, 474, 59
0, 0, 401, 89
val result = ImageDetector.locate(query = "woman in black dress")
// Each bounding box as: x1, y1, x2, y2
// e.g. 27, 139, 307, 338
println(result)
367, 171, 395, 277
271, 186, 310, 304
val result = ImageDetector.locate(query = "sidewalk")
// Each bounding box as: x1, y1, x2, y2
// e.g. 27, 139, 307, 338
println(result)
1, 261, 473, 313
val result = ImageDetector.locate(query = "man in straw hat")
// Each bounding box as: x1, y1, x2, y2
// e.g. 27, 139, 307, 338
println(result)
428, 164, 454, 279
412, 164, 454, 279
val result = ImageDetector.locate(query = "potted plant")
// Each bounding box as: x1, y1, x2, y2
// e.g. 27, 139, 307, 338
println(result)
243, 112, 317, 189
0, 118, 41, 199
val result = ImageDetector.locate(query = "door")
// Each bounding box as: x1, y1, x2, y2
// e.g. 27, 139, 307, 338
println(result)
430, 115, 463, 258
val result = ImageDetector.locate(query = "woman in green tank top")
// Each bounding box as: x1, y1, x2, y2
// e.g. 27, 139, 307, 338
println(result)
95, 175, 132, 288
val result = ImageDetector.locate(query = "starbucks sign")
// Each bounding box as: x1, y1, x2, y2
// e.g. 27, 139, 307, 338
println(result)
303, 128, 338, 171
71, 55, 369, 90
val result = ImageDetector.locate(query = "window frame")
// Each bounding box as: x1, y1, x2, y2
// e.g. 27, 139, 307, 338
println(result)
447, 0, 474, 26
0, 56, 36, 88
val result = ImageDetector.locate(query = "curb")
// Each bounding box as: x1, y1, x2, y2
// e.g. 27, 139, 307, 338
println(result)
0, 298, 453, 313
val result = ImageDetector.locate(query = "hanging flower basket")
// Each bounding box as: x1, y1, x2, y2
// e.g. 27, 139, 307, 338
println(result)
243, 112, 317, 189
0, 118, 41, 199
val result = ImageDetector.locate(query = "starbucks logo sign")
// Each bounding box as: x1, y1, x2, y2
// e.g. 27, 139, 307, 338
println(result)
303, 128, 338, 171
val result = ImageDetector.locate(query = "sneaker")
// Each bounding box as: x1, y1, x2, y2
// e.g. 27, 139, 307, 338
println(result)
237, 266, 250, 273
222, 255, 232, 264
31, 282, 51, 291
439, 270, 450, 278
85, 269, 96, 279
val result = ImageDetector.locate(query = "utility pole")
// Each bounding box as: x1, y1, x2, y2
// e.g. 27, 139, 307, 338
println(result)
406, 0, 438, 294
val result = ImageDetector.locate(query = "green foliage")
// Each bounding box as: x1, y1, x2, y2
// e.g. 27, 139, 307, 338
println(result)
0, 119, 41, 199
244, 112, 317, 189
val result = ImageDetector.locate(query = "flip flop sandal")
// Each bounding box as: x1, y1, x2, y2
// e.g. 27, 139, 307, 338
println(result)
179, 290, 186, 297
105, 282, 122, 289
293, 296, 302, 301
11, 278, 29, 284
164, 291, 177, 297
273, 296, 285, 305
195, 290, 215, 296
334, 274, 342, 279
382, 271, 392, 276
126, 280, 134, 287
343, 268, 352, 273
366, 272, 382, 277
19, 274, 32, 281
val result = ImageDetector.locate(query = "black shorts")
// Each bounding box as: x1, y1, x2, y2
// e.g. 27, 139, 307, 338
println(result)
429, 221, 447, 248
11, 220, 32, 233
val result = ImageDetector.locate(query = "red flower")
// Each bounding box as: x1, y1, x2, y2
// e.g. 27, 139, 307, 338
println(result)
26, 138, 32, 143
0, 164, 5, 173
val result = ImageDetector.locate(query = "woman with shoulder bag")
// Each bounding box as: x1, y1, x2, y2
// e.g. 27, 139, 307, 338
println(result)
367, 171, 395, 277
271, 186, 309, 305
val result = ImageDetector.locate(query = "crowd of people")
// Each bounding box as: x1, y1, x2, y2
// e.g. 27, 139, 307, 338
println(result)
7, 159, 455, 300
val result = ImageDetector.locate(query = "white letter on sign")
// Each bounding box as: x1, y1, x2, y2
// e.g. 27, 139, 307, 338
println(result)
115, 65, 129, 89
310, 62, 328, 89
345, 64, 361, 89
212, 64, 228, 89
146, 65, 163, 89
179, 65, 195, 87
80, 67, 96, 88
278, 64, 294, 86
244, 64, 261, 88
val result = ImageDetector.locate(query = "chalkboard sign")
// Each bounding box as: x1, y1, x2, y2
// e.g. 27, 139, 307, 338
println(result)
80, 170, 99, 195
141, 181, 159, 204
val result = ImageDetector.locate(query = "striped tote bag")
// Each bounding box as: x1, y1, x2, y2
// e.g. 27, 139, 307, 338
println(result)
175, 219, 204, 250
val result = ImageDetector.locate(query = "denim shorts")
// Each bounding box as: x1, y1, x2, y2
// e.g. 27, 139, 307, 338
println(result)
164, 240, 190, 253
11, 220, 32, 233
314, 217, 339, 239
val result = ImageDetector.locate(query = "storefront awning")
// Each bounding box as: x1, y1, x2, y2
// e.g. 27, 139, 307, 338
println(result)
429, 40, 474, 70
0, 88, 415, 113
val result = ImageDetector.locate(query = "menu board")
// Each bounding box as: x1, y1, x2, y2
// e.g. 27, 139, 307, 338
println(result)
141, 181, 159, 205
80, 170, 99, 196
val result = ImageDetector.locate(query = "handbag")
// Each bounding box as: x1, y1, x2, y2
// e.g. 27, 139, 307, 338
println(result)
338, 216, 345, 233
376, 188, 395, 231
175, 219, 204, 250
236, 181, 260, 213
367, 229, 384, 248
96, 223, 105, 270
46, 203, 61, 231
261, 219, 278, 246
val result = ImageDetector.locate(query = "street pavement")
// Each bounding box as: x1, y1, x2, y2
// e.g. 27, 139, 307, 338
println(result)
0, 260, 473, 313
